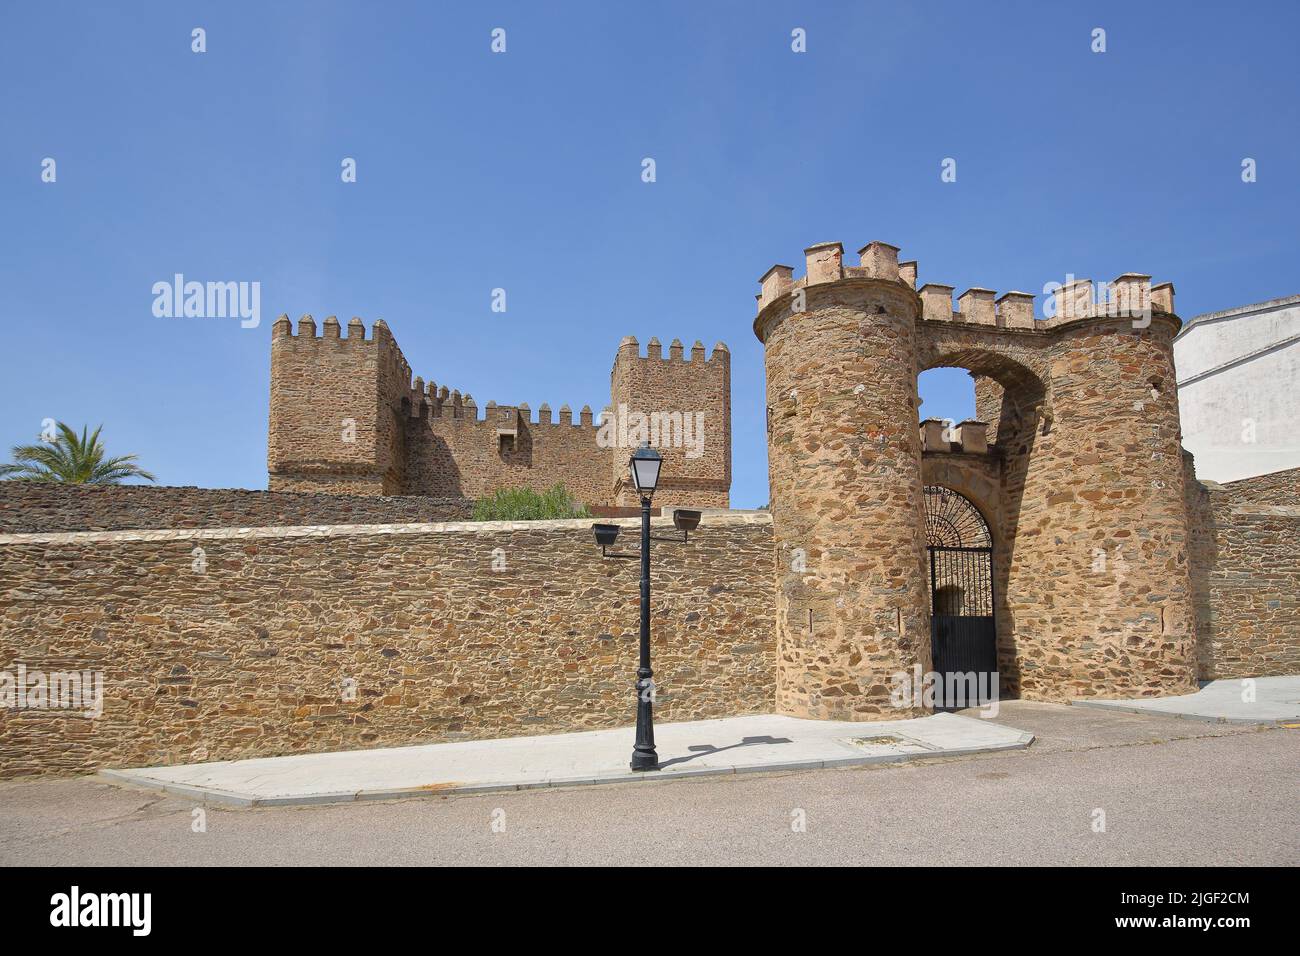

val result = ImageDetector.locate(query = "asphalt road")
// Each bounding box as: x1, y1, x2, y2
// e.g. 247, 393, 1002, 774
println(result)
0, 702, 1295, 866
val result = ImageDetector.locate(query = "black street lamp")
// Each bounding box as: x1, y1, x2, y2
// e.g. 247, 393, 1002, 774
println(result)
591, 443, 703, 772
627, 443, 661, 771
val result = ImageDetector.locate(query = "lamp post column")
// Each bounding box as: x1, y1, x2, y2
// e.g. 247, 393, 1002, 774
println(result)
630, 494, 658, 771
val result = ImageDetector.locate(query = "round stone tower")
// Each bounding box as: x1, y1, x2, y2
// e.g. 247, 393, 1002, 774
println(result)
1006, 279, 1198, 699
754, 241, 931, 720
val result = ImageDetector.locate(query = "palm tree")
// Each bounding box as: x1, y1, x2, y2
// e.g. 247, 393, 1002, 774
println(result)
0, 422, 156, 484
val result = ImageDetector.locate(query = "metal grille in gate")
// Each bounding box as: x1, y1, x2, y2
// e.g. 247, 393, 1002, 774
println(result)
924, 486, 997, 708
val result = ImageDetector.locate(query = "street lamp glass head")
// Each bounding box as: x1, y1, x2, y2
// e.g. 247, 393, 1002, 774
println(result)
592, 523, 620, 548
672, 509, 701, 533
629, 442, 662, 497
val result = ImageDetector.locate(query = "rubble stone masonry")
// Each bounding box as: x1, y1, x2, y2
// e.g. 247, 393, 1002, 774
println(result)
609, 337, 731, 508
1187, 465, 1300, 677
0, 513, 774, 777
1, 240, 1295, 777
757, 243, 932, 721
755, 240, 1200, 714
268, 316, 731, 510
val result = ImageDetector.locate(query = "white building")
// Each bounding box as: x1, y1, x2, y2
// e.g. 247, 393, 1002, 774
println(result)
1174, 294, 1300, 483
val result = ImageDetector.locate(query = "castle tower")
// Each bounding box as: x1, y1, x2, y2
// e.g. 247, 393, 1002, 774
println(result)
608, 335, 731, 509
268, 315, 731, 507
267, 315, 412, 495
754, 241, 932, 720
757, 241, 1198, 716
1005, 280, 1197, 699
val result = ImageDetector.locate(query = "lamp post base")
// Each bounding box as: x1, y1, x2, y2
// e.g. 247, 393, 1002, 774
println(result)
631, 671, 658, 771
629, 751, 659, 772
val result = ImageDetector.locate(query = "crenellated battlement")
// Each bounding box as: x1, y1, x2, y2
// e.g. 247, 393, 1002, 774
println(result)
615, 335, 729, 364
609, 333, 731, 508
756, 234, 1198, 715
272, 313, 406, 345
920, 275, 1175, 328
756, 240, 1178, 332
269, 317, 730, 507
274, 313, 355, 339
400, 375, 601, 430
415, 392, 601, 428
920, 418, 990, 455
756, 240, 908, 312
275, 313, 608, 431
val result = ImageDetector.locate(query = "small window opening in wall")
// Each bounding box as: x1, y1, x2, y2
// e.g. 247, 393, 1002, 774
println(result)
499, 434, 514, 454
808, 608, 813, 634
1160, 605, 1166, 633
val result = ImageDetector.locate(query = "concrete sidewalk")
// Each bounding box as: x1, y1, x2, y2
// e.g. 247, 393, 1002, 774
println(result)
1073, 676, 1300, 725
100, 712, 1033, 807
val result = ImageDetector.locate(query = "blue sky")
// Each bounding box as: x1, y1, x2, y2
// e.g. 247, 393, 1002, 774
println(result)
2, 1, 1297, 507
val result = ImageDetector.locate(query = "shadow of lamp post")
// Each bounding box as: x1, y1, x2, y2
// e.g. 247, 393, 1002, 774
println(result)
591, 442, 702, 771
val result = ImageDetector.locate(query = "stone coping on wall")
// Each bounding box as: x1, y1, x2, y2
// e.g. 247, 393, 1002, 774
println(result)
0, 482, 475, 533
1224, 504, 1300, 516
0, 509, 773, 547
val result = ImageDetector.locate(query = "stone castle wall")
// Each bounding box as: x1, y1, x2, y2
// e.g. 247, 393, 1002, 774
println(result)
0, 482, 473, 533
268, 317, 731, 509
404, 403, 613, 505
2, 239, 1294, 777
1215, 465, 1300, 506
0, 513, 774, 777
1187, 465, 1300, 678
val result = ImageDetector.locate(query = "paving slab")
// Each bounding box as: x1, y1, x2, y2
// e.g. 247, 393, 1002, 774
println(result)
1072, 676, 1300, 725
99, 712, 1032, 807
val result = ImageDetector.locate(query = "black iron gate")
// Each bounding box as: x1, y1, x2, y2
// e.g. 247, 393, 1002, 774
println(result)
924, 486, 997, 708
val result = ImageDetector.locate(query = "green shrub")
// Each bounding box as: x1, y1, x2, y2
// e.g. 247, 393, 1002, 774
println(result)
471, 483, 591, 521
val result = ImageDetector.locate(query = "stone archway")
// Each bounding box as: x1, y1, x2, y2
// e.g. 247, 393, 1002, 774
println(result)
913, 314, 1196, 701
916, 350, 1044, 699
923, 485, 997, 707
755, 237, 1198, 717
